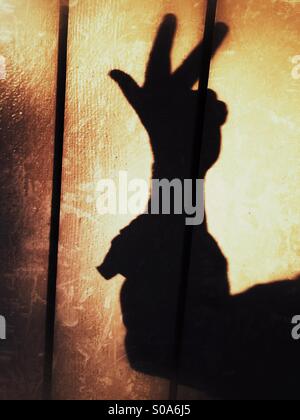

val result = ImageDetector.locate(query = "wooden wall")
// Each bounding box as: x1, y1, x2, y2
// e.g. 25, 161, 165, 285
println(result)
206, 0, 300, 294
179, 0, 300, 400
0, 0, 60, 400
0, 0, 300, 400
52, 0, 206, 401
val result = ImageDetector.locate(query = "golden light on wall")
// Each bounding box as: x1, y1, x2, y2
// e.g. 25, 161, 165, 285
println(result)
206, 0, 300, 294
0, 0, 59, 400
1, 0, 299, 401
55, 0, 206, 400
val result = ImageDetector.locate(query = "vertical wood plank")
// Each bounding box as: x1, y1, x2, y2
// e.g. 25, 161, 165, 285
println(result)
207, 0, 300, 294
53, 0, 206, 400
179, 0, 300, 400
0, 0, 60, 400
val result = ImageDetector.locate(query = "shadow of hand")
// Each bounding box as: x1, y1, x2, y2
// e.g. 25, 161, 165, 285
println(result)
110, 15, 228, 180
99, 14, 231, 386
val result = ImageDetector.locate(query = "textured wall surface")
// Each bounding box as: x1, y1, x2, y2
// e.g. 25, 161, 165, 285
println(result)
53, 0, 206, 400
206, 0, 300, 294
1, 0, 299, 401
178, 0, 300, 400
0, 0, 59, 400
